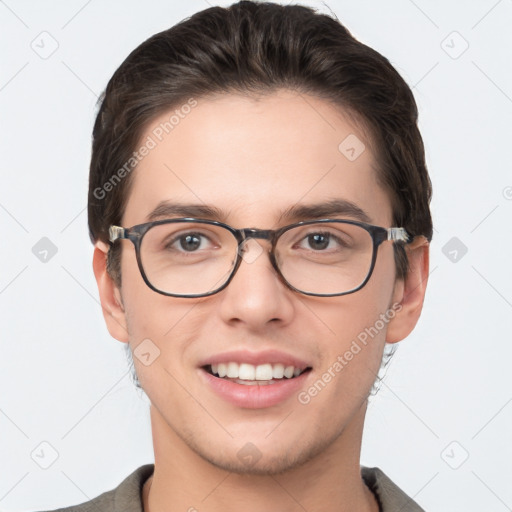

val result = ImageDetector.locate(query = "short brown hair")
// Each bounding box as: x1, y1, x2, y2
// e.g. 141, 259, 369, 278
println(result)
88, 0, 433, 285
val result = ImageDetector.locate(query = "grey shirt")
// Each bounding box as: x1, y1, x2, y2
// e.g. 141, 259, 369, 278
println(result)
37, 464, 425, 512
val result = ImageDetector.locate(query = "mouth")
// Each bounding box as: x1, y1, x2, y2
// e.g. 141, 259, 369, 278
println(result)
198, 353, 313, 409
203, 362, 312, 386
198, 350, 313, 408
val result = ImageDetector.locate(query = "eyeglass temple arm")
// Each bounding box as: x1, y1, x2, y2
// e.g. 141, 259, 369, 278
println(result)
387, 227, 411, 243
109, 225, 126, 242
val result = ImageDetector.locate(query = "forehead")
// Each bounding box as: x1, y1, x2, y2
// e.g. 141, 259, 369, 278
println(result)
122, 90, 392, 228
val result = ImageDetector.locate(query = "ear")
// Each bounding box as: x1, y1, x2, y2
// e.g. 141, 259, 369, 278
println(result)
92, 241, 129, 343
386, 236, 430, 343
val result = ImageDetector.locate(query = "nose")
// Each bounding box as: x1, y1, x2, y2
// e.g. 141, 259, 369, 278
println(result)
217, 238, 295, 330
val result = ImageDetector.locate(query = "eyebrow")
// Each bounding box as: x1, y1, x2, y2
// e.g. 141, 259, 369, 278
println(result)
146, 198, 372, 224
277, 198, 372, 224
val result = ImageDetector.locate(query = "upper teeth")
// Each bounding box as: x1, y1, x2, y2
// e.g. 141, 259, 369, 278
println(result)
211, 362, 303, 381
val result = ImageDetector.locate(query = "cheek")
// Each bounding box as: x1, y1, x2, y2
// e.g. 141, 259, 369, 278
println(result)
327, 242, 397, 338
119, 246, 196, 366
346, 243, 398, 355
117, 240, 222, 393
314, 245, 398, 394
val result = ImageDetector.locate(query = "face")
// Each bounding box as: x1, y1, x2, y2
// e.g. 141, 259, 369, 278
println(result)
105, 90, 406, 474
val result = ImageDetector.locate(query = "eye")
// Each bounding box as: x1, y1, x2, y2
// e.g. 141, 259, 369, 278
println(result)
167, 232, 213, 252
178, 233, 202, 251
298, 231, 346, 251
305, 233, 329, 250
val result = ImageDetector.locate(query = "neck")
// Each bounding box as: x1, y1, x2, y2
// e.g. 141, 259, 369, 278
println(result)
143, 403, 378, 512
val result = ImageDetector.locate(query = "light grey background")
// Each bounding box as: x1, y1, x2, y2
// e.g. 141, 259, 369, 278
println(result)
1, 1, 511, 511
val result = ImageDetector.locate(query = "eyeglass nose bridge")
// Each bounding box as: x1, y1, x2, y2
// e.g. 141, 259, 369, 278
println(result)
239, 228, 275, 241
227, 228, 293, 297
235, 228, 281, 265
238, 227, 283, 250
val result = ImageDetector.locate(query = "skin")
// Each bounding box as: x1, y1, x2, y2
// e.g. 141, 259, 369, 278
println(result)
93, 89, 429, 512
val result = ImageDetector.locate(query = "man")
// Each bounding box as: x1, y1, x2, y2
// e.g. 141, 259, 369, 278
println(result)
43, 1, 432, 510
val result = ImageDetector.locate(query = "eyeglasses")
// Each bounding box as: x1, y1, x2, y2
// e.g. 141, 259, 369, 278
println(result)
108, 218, 412, 298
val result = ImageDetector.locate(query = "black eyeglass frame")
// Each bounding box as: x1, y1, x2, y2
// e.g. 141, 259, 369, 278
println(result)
109, 218, 412, 298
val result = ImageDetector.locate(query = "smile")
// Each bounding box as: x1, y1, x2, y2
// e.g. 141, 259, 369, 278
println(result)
199, 354, 312, 407
205, 362, 311, 385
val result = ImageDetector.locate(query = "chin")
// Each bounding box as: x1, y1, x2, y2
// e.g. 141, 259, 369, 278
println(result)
188, 433, 331, 476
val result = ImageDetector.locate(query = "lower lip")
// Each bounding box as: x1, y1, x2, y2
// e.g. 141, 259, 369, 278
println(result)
199, 368, 311, 409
